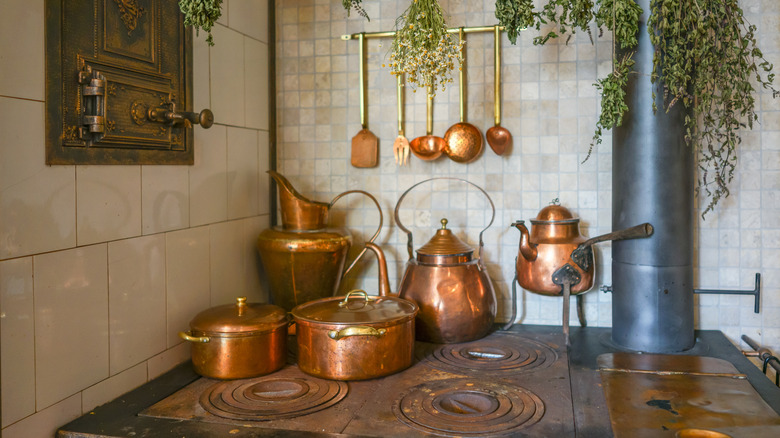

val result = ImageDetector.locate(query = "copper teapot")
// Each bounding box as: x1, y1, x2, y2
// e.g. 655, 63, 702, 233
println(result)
395, 178, 497, 344
256, 171, 383, 311
513, 200, 653, 296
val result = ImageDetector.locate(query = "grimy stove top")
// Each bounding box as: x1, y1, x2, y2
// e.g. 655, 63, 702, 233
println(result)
58, 325, 780, 438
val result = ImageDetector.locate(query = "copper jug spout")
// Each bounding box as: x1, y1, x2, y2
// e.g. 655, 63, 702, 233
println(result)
269, 170, 329, 230
512, 220, 538, 261
364, 242, 392, 297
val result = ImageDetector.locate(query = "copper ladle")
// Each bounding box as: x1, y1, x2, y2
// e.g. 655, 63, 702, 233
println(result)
443, 28, 483, 164
409, 86, 444, 161
486, 26, 512, 155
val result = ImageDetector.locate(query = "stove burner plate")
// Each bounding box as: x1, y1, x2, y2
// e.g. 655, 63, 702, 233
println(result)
417, 332, 558, 375
200, 375, 348, 421
393, 378, 545, 436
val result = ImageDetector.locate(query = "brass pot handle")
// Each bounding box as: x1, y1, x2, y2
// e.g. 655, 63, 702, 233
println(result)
328, 325, 387, 341
179, 331, 210, 343
393, 177, 496, 261
329, 190, 384, 279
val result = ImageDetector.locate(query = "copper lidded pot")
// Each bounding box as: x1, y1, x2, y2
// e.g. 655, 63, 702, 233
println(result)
395, 178, 497, 344
179, 297, 288, 380
291, 243, 419, 381
512, 200, 593, 296
256, 171, 383, 311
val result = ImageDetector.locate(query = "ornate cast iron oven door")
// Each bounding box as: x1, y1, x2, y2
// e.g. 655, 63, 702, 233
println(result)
45, 0, 212, 165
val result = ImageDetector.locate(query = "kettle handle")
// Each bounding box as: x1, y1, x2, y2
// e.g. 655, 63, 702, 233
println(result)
329, 190, 384, 279
393, 177, 495, 262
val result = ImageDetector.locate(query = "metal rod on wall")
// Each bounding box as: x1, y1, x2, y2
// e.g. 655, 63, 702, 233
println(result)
341, 25, 505, 40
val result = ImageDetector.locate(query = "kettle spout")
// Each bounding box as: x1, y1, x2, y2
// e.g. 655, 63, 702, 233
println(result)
511, 220, 538, 261
365, 242, 392, 297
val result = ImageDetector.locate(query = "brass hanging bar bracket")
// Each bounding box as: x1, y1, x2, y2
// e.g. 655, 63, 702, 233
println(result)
341, 25, 504, 40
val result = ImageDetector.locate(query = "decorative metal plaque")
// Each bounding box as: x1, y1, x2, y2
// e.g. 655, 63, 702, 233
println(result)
46, 0, 209, 165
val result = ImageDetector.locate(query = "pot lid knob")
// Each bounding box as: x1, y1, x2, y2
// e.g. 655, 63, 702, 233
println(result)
534, 198, 578, 222
416, 218, 475, 256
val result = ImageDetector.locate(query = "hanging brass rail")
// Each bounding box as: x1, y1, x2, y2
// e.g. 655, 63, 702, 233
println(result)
341, 25, 504, 40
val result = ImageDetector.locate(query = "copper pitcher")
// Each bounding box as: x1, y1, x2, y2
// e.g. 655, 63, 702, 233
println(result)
256, 171, 383, 311
395, 178, 497, 344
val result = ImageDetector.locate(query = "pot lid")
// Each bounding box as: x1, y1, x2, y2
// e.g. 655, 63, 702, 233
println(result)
291, 290, 418, 324
416, 219, 474, 258
189, 297, 288, 335
532, 199, 579, 223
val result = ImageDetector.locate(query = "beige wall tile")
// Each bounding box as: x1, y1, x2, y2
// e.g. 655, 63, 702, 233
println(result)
259, 130, 271, 215
166, 226, 211, 347
229, 0, 269, 43
210, 25, 246, 127
227, 127, 260, 219
147, 342, 190, 380
82, 362, 147, 413
141, 165, 190, 235
210, 220, 248, 305
108, 235, 166, 375
76, 166, 142, 246
245, 37, 270, 130
0, 257, 35, 427
192, 28, 211, 112
190, 125, 228, 226
34, 245, 109, 410
1, 393, 81, 438
0, 0, 44, 100
242, 215, 271, 303
0, 97, 76, 259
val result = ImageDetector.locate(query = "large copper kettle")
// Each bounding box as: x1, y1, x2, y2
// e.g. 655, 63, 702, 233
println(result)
256, 171, 382, 311
395, 178, 497, 344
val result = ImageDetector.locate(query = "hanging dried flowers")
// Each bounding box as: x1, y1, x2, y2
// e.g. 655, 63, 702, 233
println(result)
179, 0, 222, 46
389, 0, 462, 94
342, 0, 369, 20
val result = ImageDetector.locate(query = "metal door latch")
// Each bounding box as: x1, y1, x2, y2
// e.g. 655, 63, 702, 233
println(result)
79, 65, 106, 142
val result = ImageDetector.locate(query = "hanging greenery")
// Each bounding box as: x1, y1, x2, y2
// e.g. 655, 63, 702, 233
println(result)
179, 0, 222, 46
342, 0, 369, 20
388, 0, 462, 94
494, 0, 537, 44
494, 0, 777, 215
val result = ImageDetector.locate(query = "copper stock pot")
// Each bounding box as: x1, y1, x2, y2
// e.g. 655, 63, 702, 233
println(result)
179, 297, 288, 380
291, 243, 418, 381
395, 178, 497, 344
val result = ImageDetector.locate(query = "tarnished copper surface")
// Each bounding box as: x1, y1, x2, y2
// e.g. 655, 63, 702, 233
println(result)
393, 378, 545, 436
179, 298, 288, 380
599, 353, 780, 437
443, 28, 484, 164
416, 331, 558, 375
486, 26, 512, 156
256, 171, 383, 311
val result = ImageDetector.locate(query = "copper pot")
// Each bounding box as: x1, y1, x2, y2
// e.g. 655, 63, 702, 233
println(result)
395, 178, 497, 344
179, 297, 288, 380
291, 244, 418, 381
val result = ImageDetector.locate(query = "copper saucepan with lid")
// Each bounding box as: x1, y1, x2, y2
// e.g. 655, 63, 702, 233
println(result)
291, 243, 418, 381
179, 297, 289, 380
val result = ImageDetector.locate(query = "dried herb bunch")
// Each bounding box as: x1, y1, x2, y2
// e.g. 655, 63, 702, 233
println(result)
495, 0, 538, 44
535, 0, 595, 45
342, 0, 369, 20
648, 0, 778, 215
389, 0, 462, 94
179, 0, 222, 46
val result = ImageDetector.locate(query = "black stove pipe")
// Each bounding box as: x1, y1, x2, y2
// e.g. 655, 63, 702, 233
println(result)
611, 0, 695, 352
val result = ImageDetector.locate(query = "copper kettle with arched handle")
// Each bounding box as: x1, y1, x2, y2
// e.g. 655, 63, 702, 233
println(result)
395, 178, 497, 344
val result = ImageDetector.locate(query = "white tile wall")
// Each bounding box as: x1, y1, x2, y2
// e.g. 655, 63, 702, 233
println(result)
0, 6, 272, 436
274, 0, 780, 356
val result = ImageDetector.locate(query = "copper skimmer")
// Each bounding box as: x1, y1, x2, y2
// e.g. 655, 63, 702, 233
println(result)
351, 33, 378, 168
486, 25, 512, 155
393, 74, 410, 165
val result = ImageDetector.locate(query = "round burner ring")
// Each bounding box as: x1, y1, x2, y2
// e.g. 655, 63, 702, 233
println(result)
417, 332, 558, 375
200, 376, 348, 420
394, 378, 545, 436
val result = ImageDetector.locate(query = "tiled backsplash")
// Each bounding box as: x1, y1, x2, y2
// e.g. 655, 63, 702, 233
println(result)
0, 0, 271, 436
274, 0, 780, 353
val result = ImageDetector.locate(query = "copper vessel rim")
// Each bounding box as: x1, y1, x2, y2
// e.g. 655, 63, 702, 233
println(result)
190, 323, 289, 338
290, 295, 419, 325
530, 218, 580, 225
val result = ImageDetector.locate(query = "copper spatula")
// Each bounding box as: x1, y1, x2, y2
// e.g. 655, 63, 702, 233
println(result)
351, 33, 378, 168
